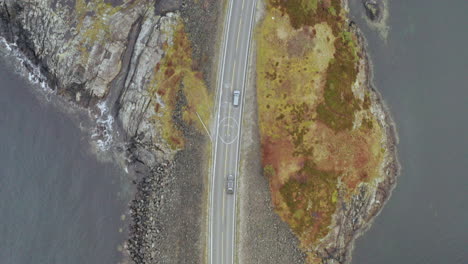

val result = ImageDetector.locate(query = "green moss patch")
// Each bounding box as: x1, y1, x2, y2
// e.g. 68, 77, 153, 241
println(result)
315, 23, 362, 131
271, 0, 341, 30
280, 160, 338, 239
148, 20, 212, 150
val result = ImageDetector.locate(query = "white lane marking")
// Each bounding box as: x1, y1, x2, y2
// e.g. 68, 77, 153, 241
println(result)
210, 0, 235, 263
231, 0, 258, 263
218, 116, 239, 145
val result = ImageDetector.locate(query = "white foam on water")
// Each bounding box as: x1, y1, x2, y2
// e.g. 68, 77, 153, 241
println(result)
1, 37, 12, 51
0, 37, 116, 153
0, 37, 55, 97
91, 101, 114, 151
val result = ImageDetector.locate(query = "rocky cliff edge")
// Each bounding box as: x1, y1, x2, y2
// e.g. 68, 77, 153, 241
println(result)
0, 0, 222, 263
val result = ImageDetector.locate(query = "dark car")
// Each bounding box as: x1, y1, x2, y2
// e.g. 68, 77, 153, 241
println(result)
226, 174, 235, 194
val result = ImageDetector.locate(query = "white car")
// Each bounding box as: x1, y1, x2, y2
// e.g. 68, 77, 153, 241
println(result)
233, 90, 240, 107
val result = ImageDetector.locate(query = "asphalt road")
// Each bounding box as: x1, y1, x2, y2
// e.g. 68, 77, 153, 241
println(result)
209, 0, 257, 263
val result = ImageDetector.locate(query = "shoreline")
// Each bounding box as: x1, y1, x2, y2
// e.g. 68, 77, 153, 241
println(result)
305, 18, 401, 263
340, 6, 401, 262
0, 38, 134, 263
238, 1, 401, 262
0, 1, 221, 263
0, 20, 168, 264
0, 25, 199, 264
0, 36, 127, 163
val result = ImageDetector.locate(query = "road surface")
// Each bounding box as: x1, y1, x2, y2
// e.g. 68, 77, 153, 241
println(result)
209, 0, 257, 263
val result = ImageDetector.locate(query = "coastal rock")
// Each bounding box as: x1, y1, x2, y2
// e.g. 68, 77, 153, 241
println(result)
155, 0, 182, 15
0, 0, 178, 160
306, 22, 399, 264
0, 0, 219, 171
0, 1, 210, 263
0, 0, 151, 100
362, 0, 382, 22
116, 12, 179, 162
128, 162, 174, 263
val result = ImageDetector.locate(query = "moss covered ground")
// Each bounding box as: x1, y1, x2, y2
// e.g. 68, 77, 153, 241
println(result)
257, 0, 386, 260
74, 0, 143, 63
75, 0, 123, 63
148, 20, 212, 150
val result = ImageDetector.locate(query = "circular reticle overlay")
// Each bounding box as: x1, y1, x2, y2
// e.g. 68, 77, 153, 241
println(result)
218, 117, 239, 144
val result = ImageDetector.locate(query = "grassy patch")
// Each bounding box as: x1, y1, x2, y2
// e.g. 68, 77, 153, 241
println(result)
148, 20, 212, 150
271, 0, 341, 30
279, 160, 338, 241
74, 0, 142, 63
315, 24, 361, 132
74, 0, 122, 63
257, 0, 386, 254
264, 164, 276, 178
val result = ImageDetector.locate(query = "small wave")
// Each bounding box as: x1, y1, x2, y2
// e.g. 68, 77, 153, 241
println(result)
0, 37, 116, 152
91, 101, 114, 151
0, 37, 55, 96
0, 37, 13, 51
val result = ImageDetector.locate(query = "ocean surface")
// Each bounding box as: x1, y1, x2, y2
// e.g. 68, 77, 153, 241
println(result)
0, 51, 130, 263
349, 0, 468, 263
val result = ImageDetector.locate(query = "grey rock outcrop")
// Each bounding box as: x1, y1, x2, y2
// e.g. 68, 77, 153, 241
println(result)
0, 0, 227, 262
0, 0, 139, 99
115, 13, 179, 160
0, 0, 179, 160
0, 1, 209, 263
362, 0, 382, 22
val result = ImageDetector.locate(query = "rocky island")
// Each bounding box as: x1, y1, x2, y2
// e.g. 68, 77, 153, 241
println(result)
239, 0, 399, 263
0, 0, 399, 263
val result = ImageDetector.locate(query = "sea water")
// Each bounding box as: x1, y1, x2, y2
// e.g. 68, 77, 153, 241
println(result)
348, 0, 468, 263
0, 48, 130, 263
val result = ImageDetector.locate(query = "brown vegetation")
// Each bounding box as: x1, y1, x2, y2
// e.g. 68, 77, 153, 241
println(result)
148, 20, 212, 149
256, 0, 386, 261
